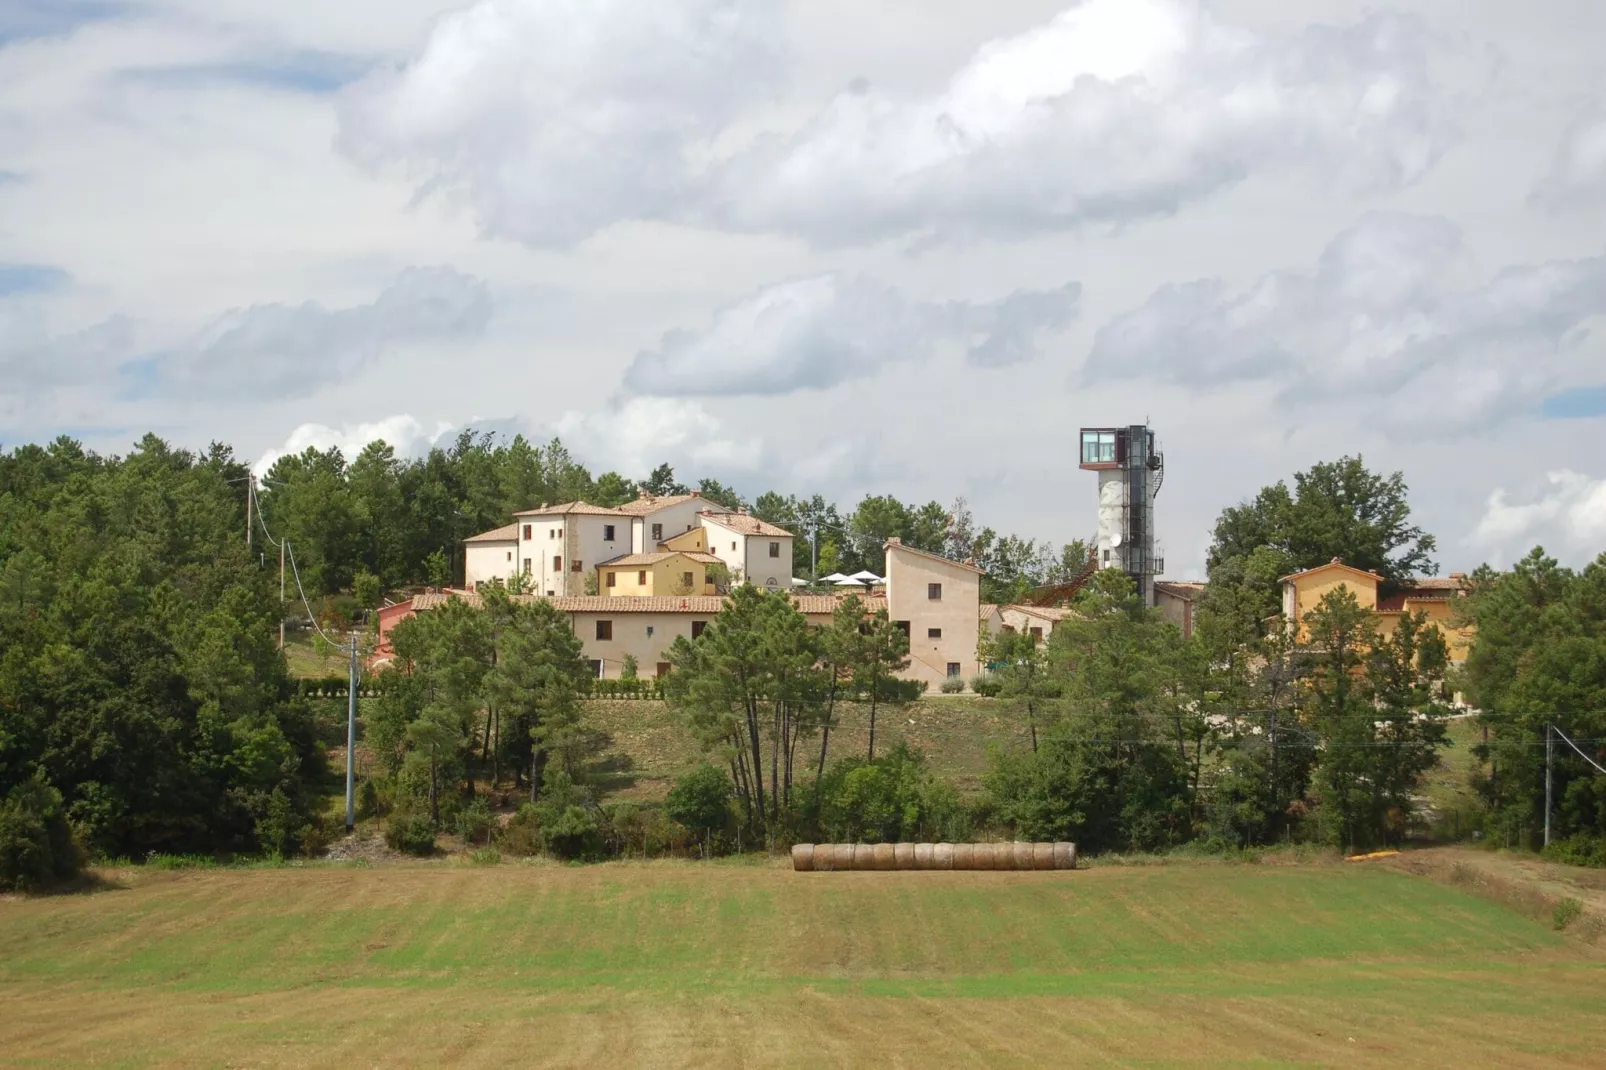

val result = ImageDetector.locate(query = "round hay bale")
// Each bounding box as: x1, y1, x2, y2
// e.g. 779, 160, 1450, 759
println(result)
852, 844, 876, 871
1031, 843, 1055, 870
872, 843, 896, 871
832, 843, 855, 871
1053, 842, 1077, 870
812, 844, 834, 872
894, 843, 916, 870
914, 843, 935, 870
952, 843, 975, 870
1012, 842, 1034, 871
933, 843, 954, 869
792, 844, 815, 872
988, 843, 1013, 871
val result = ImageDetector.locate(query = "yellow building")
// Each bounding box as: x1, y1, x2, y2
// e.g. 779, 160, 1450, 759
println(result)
597, 550, 720, 598
1280, 559, 1473, 662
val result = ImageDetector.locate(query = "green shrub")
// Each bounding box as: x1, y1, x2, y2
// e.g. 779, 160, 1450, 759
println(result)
0, 773, 81, 891
529, 771, 600, 860
939, 676, 965, 694
970, 674, 1003, 698
603, 803, 686, 858
809, 743, 968, 844
468, 847, 502, 866
1553, 897, 1584, 931
385, 811, 437, 856
454, 797, 494, 846
498, 805, 543, 856
254, 787, 305, 858
1541, 834, 1606, 868
665, 765, 733, 852
355, 778, 384, 821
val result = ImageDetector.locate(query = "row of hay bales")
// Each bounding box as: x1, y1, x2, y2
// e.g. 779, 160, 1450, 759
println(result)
792, 842, 1076, 872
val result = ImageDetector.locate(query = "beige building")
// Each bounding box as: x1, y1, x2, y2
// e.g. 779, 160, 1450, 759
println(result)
1280, 559, 1474, 662
507, 501, 630, 596
996, 604, 1077, 643
699, 510, 795, 591
883, 537, 984, 686
616, 492, 710, 552
598, 551, 720, 597
463, 523, 518, 590
1154, 580, 1205, 639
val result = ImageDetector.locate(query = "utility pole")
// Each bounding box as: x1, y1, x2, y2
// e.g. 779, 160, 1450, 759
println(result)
1544, 723, 1553, 848
278, 539, 286, 651
346, 633, 358, 834
246, 474, 254, 551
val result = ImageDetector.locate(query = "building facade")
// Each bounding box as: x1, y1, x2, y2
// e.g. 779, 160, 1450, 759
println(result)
699, 510, 795, 591
883, 538, 983, 685
1280, 559, 1473, 662
597, 551, 720, 597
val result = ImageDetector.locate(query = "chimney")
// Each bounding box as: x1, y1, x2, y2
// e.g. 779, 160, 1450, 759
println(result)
690, 490, 701, 497
637, 488, 651, 499
1450, 571, 1466, 579
1330, 556, 1342, 565
737, 504, 748, 515
887, 537, 902, 546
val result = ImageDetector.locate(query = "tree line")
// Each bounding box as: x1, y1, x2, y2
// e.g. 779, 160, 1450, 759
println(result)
256, 431, 1091, 610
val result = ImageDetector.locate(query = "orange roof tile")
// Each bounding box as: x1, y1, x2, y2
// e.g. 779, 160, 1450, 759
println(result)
511, 501, 628, 517
699, 511, 793, 538
614, 492, 705, 516
410, 590, 885, 616
464, 523, 519, 543
883, 537, 984, 574
597, 551, 721, 568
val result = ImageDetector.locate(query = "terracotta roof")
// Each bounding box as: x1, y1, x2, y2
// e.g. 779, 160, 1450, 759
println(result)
699, 511, 793, 538
409, 590, 885, 617
597, 550, 721, 568
464, 523, 518, 543
1154, 580, 1206, 599
1279, 559, 1382, 584
614, 492, 704, 516
1377, 591, 1457, 613
980, 603, 1000, 620
1004, 604, 1078, 621
883, 537, 985, 574
1407, 577, 1469, 591
511, 501, 628, 517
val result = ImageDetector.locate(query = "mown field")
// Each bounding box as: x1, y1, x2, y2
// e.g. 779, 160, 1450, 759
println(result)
3, 859, 1604, 1068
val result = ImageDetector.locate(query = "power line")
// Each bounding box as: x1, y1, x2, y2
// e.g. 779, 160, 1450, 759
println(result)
248, 477, 343, 647
1554, 725, 1606, 776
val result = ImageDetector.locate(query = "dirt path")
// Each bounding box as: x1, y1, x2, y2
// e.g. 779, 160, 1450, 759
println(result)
1388, 846, 1606, 941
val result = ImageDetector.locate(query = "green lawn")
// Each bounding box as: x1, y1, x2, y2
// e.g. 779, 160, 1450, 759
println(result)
3, 860, 1603, 1067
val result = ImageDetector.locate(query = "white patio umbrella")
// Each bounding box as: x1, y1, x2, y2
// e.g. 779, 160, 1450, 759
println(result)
848, 570, 884, 584
819, 572, 849, 583
833, 576, 866, 586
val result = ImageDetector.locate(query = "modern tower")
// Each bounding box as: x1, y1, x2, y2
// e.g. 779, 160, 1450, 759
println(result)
1078, 425, 1164, 606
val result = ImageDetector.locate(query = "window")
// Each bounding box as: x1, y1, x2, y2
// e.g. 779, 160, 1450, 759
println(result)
603, 524, 616, 541
606, 572, 616, 588
590, 660, 604, 678
646, 625, 655, 638
596, 620, 613, 640
769, 541, 780, 558
505, 551, 512, 561
522, 559, 531, 576
638, 570, 648, 585
927, 627, 942, 639
895, 620, 910, 637
546, 590, 554, 597
553, 556, 562, 572
523, 524, 532, 540
946, 662, 961, 678
1102, 549, 1111, 565
1080, 429, 1117, 465
571, 559, 583, 572
731, 541, 737, 551
651, 523, 663, 542
927, 582, 943, 600
682, 571, 694, 588
1030, 627, 1043, 642
656, 662, 671, 678
691, 620, 707, 638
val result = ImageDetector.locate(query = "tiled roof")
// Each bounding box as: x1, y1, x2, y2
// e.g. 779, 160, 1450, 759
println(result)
614, 492, 705, 516
883, 538, 984, 574
980, 603, 1000, 620
1154, 580, 1206, 599
1004, 604, 1078, 621
699, 511, 793, 538
511, 501, 628, 517
464, 523, 519, 543
1376, 591, 1457, 613
409, 590, 885, 616
1279, 559, 1381, 584
1407, 577, 1468, 591
597, 551, 722, 568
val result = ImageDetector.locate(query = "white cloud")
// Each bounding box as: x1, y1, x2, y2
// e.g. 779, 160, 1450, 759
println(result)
1530, 106, 1606, 211
336, 0, 784, 247
336, 0, 1458, 248
621, 273, 1078, 396
1087, 212, 1606, 434
168, 266, 492, 398
548, 396, 757, 479
253, 413, 455, 475
1471, 470, 1606, 566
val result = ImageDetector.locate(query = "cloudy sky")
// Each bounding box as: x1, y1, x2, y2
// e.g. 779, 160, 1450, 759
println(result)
3, 0, 1604, 577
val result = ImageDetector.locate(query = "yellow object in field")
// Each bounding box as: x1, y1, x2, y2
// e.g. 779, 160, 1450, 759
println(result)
1345, 850, 1400, 862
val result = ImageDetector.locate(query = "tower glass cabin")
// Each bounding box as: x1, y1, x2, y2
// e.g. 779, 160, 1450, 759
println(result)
1079, 425, 1164, 605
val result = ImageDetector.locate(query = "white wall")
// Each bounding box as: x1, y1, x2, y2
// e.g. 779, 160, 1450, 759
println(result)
517, 515, 628, 596
743, 534, 793, 590
465, 540, 517, 589
629, 499, 707, 551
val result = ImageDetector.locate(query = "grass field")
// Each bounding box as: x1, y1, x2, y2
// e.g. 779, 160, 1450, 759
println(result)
4, 859, 1605, 1067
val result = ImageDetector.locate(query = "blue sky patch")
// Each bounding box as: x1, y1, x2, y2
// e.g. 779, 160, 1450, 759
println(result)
121, 50, 374, 95
1541, 385, 1606, 419
0, 264, 69, 296
0, 0, 128, 45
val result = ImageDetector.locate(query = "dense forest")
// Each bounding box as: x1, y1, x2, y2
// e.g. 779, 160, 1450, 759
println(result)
3, 435, 1603, 888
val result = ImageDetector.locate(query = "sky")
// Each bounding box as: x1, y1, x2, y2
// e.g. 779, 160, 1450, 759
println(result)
2, 0, 1604, 578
